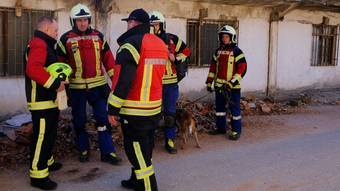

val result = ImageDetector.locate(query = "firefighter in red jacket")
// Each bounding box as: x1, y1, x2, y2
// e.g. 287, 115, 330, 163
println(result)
108, 9, 168, 191
25, 16, 65, 190
57, 3, 120, 164
206, 25, 247, 140
149, 11, 191, 154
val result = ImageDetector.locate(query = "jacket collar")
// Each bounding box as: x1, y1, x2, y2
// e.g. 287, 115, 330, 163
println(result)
72, 27, 93, 35
34, 30, 57, 48
117, 24, 150, 46
220, 43, 236, 50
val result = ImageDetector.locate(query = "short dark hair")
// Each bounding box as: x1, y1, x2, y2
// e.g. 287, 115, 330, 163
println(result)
36, 16, 55, 30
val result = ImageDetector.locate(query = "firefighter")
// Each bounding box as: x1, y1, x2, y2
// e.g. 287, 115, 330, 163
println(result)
149, 11, 191, 154
108, 8, 168, 191
25, 16, 65, 190
57, 3, 121, 164
206, 25, 247, 140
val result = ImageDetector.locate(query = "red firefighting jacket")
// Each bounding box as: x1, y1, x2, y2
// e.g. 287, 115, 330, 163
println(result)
206, 44, 247, 89
161, 33, 190, 84
108, 24, 168, 117
57, 28, 115, 89
25, 31, 61, 111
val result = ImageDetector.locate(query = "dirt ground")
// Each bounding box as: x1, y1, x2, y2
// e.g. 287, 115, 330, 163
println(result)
1, 104, 340, 191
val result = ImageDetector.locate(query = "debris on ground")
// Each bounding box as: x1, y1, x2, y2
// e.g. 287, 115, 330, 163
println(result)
1, 88, 339, 167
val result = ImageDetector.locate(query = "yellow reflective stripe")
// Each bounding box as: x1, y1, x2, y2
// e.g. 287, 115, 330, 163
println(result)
69, 76, 106, 89
213, 55, 218, 62
175, 39, 183, 52
208, 72, 215, 78
123, 100, 161, 108
133, 142, 147, 168
167, 139, 175, 147
43, 75, 55, 89
107, 69, 114, 77
93, 39, 101, 77
27, 101, 58, 110
176, 53, 187, 62
135, 165, 154, 179
86, 80, 106, 88
108, 94, 124, 108
118, 43, 140, 64
70, 75, 105, 84
31, 80, 36, 102
206, 83, 212, 87
47, 156, 54, 166
57, 41, 66, 54
71, 41, 83, 78
165, 60, 172, 75
30, 168, 49, 179
215, 78, 226, 84
235, 53, 245, 62
120, 107, 161, 116
133, 142, 151, 191
69, 80, 106, 89
227, 53, 234, 81
102, 40, 108, 50
141, 64, 153, 101
162, 77, 178, 84
32, 118, 46, 171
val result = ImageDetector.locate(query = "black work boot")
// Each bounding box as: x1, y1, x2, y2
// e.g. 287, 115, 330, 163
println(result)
208, 128, 226, 135
228, 131, 240, 141
121, 167, 137, 189
30, 177, 57, 190
165, 139, 177, 154
79, 150, 89, 162
48, 162, 63, 172
101, 152, 122, 165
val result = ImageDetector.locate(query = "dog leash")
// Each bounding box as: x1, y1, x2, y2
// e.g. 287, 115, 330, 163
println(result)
182, 92, 212, 108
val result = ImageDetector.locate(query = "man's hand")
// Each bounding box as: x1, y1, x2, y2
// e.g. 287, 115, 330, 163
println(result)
57, 81, 69, 92
169, 53, 175, 62
108, 115, 119, 126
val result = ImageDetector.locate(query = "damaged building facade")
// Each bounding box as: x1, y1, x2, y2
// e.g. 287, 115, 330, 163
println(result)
1, 0, 340, 117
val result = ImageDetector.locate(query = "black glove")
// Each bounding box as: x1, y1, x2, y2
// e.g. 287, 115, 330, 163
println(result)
206, 86, 213, 93
230, 78, 239, 87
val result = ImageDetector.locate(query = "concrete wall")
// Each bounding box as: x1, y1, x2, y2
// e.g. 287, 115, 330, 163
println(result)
107, 0, 271, 96
0, 78, 27, 119
276, 10, 340, 90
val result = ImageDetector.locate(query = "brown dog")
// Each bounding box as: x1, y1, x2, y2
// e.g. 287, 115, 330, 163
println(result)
176, 109, 201, 149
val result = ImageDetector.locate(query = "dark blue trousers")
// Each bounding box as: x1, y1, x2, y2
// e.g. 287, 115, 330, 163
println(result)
215, 89, 242, 134
69, 85, 115, 155
162, 84, 179, 140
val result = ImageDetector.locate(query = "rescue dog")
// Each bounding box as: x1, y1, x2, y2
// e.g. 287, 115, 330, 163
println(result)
176, 108, 201, 149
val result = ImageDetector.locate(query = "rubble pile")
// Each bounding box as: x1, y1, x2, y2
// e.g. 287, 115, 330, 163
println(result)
0, 92, 338, 167
0, 114, 123, 168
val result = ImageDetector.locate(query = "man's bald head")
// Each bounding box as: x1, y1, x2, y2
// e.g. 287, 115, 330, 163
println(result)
36, 16, 58, 39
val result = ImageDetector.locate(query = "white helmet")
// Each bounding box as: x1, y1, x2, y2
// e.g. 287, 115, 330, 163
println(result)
70, 3, 92, 27
218, 25, 237, 44
149, 11, 166, 31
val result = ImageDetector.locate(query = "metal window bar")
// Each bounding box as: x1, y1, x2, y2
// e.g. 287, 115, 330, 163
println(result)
187, 19, 238, 67
312, 24, 339, 67
0, 8, 53, 76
